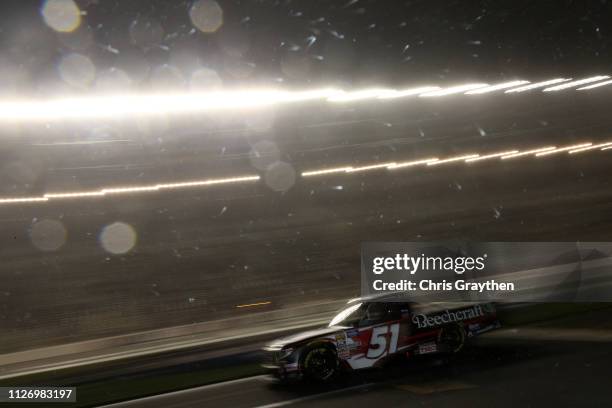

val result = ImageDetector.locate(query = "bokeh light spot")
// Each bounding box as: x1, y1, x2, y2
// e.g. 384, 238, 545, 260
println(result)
100, 222, 137, 255
58, 53, 96, 88
249, 140, 280, 171
95, 68, 132, 92
150, 65, 186, 90
57, 25, 94, 51
41, 0, 81, 33
264, 161, 296, 192
30, 219, 67, 252
189, 0, 223, 33
129, 17, 164, 48
190, 68, 223, 91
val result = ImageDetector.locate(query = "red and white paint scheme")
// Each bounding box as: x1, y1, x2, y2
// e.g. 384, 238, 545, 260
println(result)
263, 295, 500, 381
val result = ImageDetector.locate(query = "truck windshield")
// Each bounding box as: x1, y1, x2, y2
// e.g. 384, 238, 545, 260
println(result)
328, 303, 366, 327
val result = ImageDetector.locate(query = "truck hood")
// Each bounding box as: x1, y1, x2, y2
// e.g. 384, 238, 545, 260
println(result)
266, 326, 346, 349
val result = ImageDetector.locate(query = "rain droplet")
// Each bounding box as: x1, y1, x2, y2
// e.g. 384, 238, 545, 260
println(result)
100, 222, 137, 255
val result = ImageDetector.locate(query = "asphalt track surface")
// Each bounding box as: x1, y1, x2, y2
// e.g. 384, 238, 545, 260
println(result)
2, 90, 612, 354
105, 307, 612, 408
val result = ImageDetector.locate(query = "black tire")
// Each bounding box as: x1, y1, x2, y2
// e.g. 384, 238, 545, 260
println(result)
300, 344, 339, 382
438, 324, 466, 354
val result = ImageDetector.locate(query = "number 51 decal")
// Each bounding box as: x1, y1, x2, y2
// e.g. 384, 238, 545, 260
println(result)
366, 323, 399, 359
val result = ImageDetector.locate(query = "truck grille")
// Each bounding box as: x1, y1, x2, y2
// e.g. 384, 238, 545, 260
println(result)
262, 349, 280, 367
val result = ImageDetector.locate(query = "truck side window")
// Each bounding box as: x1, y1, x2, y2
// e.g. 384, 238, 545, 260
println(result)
387, 303, 403, 321
359, 302, 403, 326
359, 303, 388, 326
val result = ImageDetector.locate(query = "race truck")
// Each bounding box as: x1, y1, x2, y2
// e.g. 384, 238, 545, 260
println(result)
262, 295, 501, 381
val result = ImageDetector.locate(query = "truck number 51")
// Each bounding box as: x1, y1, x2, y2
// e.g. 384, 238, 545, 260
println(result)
366, 323, 399, 359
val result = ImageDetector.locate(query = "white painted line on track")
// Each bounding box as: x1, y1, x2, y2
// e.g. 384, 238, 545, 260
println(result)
100, 375, 272, 407
253, 383, 376, 408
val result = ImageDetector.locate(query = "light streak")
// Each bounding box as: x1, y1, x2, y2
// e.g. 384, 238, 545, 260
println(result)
346, 163, 396, 173
0, 175, 260, 205
157, 176, 261, 188
568, 142, 612, 153
102, 186, 161, 194
535, 143, 592, 156
0, 197, 49, 204
465, 81, 530, 94
3, 140, 611, 205
0, 76, 606, 122
235, 301, 272, 308
327, 89, 395, 102
388, 158, 439, 169
419, 84, 489, 97
301, 167, 353, 177
577, 79, 612, 90
32, 140, 131, 146
465, 150, 519, 162
283, 89, 342, 101
377, 87, 441, 99
427, 154, 479, 165
44, 191, 105, 199
501, 147, 556, 159
543, 76, 610, 92
0, 90, 342, 121
505, 78, 570, 93
301, 140, 612, 178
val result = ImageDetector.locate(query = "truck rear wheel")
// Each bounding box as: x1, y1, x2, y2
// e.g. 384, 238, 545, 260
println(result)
438, 324, 466, 354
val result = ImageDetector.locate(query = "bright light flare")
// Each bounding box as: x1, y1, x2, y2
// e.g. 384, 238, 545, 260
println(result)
327, 89, 395, 102
378, 87, 441, 99
465, 150, 519, 162
419, 84, 489, 97
465, 81, 530, 94
0, 91, 338, 121
283, 89, 342, 102
543, 76, 610, 92
505, 78, 570, 93
0, 76, 609, 122
535, 143, 592, 156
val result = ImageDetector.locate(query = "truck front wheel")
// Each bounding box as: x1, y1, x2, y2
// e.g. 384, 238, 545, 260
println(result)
300, 344, 339, 382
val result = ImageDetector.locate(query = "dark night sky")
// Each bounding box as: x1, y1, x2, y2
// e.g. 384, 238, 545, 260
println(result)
0, 0, 611, 94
